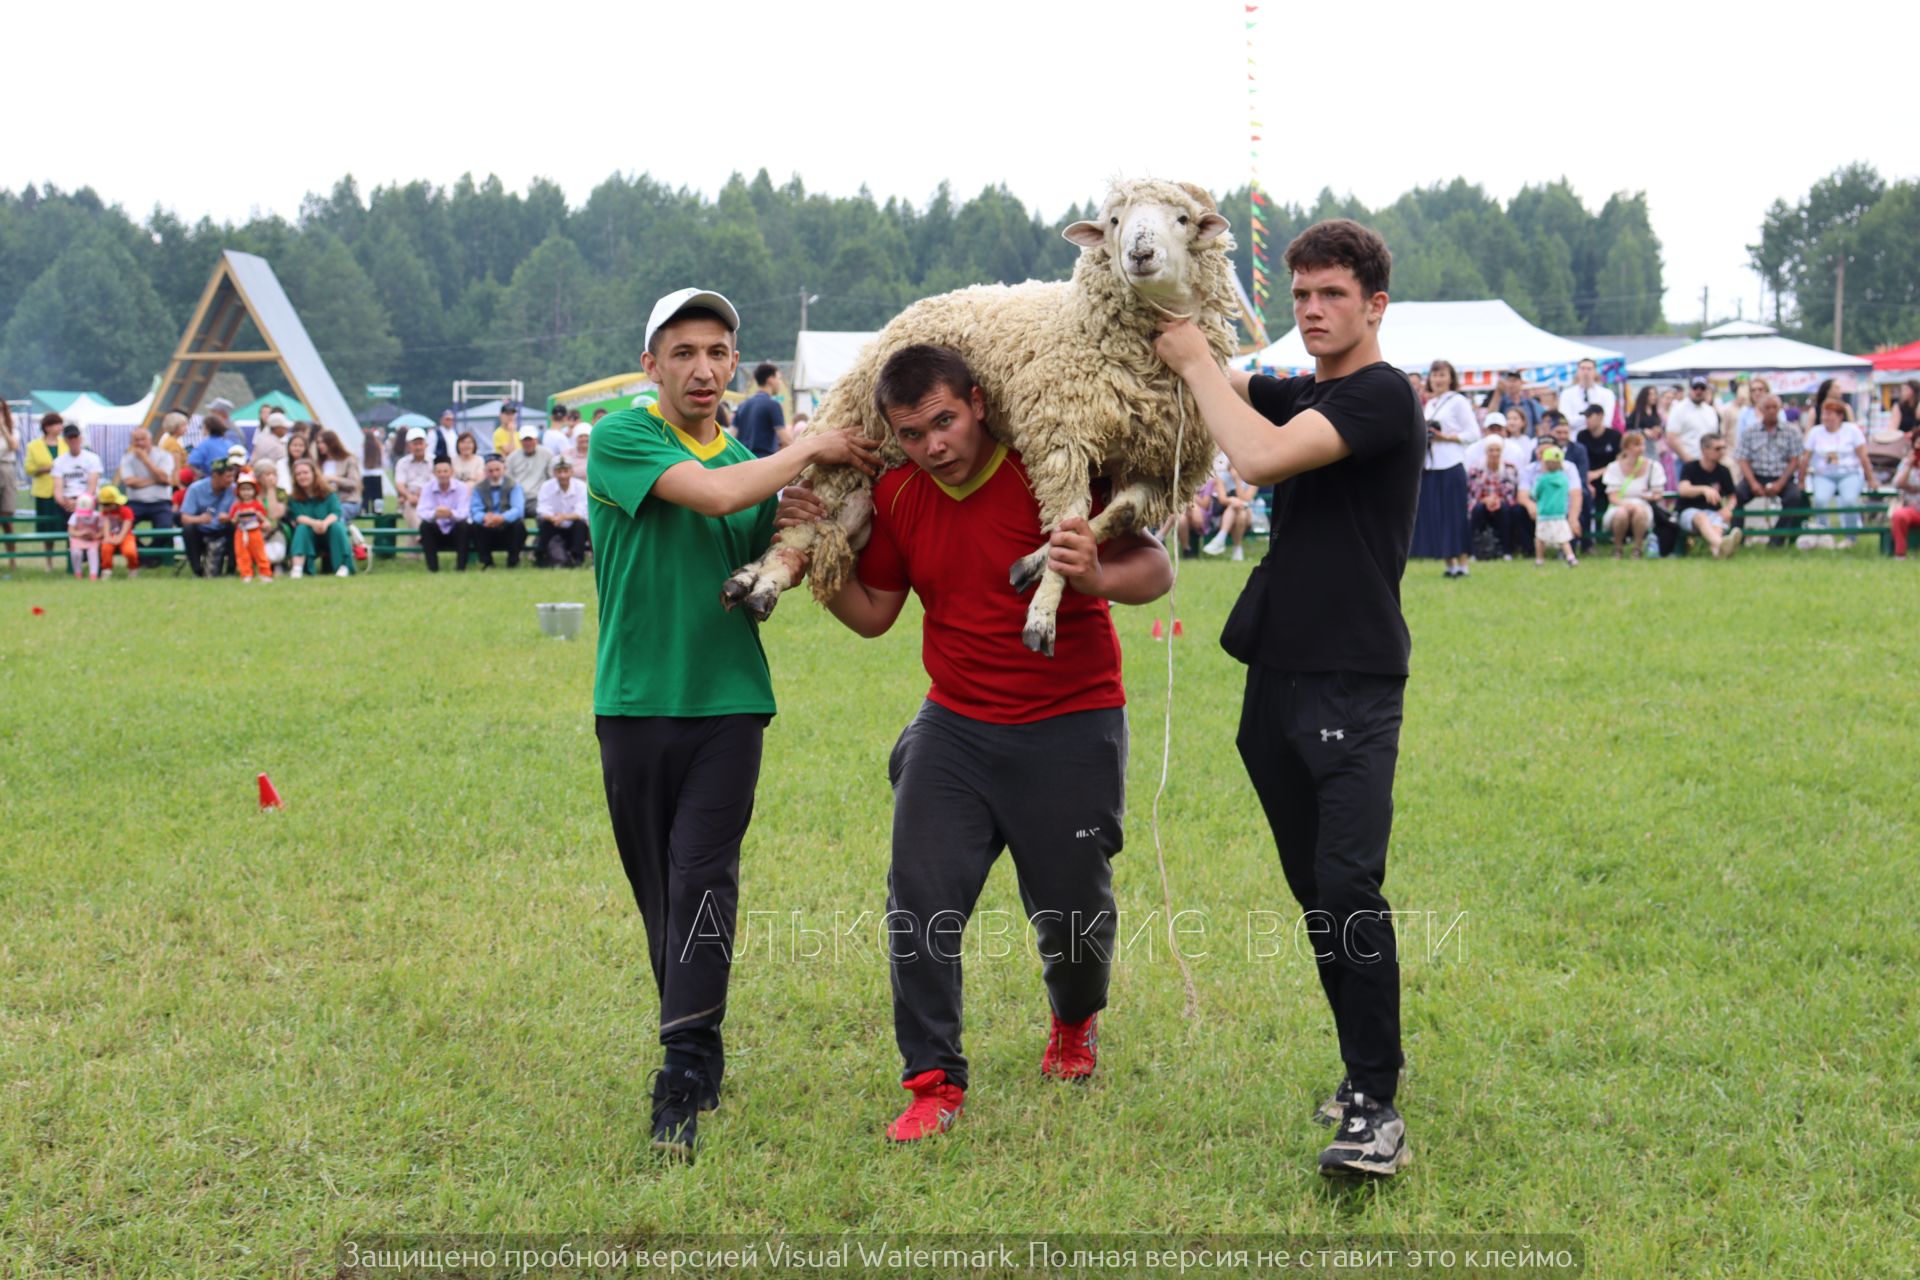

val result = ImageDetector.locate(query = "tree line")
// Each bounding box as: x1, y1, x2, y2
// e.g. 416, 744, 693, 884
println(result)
2, 169, 1678, 409
1748, 163, 1920, 352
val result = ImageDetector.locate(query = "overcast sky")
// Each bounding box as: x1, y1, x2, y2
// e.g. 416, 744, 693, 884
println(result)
14, 0, 1907, 328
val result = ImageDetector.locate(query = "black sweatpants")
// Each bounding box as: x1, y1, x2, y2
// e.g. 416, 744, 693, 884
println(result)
1236, 666, 1405, 1102
473, 520, 522, 568
536, 519, 589, 567
597, 714, 765, 1082
887, 700, 1126, 1090
419, 521, 469, 572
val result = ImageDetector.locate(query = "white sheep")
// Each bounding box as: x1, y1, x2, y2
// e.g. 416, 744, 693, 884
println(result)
720, 177, 1239, 655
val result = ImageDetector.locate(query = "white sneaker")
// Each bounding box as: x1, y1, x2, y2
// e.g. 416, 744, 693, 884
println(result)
1201, 533, 1228, 556
1819, 535, 1837, 550
291, 565, 304, 579
1724, 528, 1743, 558
335, 565, 351, 577
243, 576, 255, 585
1231, 545, 1245, 561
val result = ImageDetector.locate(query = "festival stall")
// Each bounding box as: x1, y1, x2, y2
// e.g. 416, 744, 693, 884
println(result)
1235, 300, 1624, 388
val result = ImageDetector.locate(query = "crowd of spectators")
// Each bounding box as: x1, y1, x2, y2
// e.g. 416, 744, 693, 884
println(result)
1410, 360, 1920, 569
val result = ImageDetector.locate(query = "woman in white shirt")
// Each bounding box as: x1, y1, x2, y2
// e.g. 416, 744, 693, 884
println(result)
1802, 398, 1874, 546
1411, 359, 1481, 577
1600, 429, 1663, 557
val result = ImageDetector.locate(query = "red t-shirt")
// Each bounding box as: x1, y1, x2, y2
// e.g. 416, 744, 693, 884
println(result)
857, 446, 1124, 725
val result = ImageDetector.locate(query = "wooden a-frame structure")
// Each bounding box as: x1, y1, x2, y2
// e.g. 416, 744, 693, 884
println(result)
141, 250, 362, 450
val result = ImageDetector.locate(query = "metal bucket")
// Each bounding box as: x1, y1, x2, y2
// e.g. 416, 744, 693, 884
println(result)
536, 602, 585, 640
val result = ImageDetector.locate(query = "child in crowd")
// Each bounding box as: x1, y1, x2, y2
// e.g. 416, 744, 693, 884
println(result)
1526, 445, 1582, 568
97, 485, 140, 578
230, 471, 274, 583
67, 493, 104, 579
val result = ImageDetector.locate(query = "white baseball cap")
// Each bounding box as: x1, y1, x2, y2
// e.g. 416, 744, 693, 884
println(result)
406, 427, 428, 442
645, 287, 739, 354
517, 424, 539, 439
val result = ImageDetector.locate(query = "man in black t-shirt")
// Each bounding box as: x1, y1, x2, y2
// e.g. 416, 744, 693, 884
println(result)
1578, 403, 1623, 533
1676, 431, 1743, 557
1156, 219, 1421, 1179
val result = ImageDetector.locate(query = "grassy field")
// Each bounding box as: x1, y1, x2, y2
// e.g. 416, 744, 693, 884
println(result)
1, 549, 1915, 1278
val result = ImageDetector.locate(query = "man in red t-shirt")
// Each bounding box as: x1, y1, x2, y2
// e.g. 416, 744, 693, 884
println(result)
779, 344, 1172, 1143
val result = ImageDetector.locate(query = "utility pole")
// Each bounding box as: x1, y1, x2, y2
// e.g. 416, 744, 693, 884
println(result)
1700, 286, 1709, 334
1832, 256, 1847, 353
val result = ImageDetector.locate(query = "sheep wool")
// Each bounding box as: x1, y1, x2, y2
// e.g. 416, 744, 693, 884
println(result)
723, 177, 1240, 655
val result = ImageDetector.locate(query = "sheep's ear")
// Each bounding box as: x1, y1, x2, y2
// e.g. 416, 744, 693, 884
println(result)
1195, 213, 1230, 242
1062, 220, 1106, 248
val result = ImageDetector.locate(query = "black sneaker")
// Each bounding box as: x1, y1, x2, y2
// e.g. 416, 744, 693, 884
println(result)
1318, 1093, 1410, 1177
650, 1067, 704, 1163
1313, 1076, 1354, 1127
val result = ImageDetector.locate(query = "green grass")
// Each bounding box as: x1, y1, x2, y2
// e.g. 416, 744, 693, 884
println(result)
1, 550, 1916, 1278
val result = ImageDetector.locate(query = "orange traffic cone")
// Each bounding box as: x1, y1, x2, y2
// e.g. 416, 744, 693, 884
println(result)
1151, 618, 1164, 641
257, 773, 284, 810
1173, 619, 1185, 638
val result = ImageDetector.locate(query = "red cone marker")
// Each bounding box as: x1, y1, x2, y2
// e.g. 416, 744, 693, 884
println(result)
1151, 618, 1164, 641
31, 606, 45, 616
257, 773, 284, 809
1173, 619, 1185, 638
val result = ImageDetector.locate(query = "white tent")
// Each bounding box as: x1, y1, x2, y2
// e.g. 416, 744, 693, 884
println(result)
792, 331, 879, 393
1236, 300, 1623, 387
1626, 324, 1871, 377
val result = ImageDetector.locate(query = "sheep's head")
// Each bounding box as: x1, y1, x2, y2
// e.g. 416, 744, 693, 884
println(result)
1063, 179, 1231, 310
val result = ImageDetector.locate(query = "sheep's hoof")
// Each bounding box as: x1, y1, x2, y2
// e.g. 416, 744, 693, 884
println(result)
1021, 615, 1056, 659
1008, 547, 1049, 594
720, 573, 755, 611
743, 588, 780, 623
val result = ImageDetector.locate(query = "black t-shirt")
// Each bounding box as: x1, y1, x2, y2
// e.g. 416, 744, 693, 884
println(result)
732, 392, 785, 457
1223, 362, 1425, 676
1580, 425, 1622, 477
1678, 460, 1736, 512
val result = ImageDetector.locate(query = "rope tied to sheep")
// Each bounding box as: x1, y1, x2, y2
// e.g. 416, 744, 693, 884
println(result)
1150, 379, 1201, 1021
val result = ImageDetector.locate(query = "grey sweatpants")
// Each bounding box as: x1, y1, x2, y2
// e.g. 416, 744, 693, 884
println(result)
886, 700, 1127, 1089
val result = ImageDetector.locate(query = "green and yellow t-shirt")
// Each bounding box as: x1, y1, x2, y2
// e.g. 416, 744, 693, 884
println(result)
588, 405, 778, 718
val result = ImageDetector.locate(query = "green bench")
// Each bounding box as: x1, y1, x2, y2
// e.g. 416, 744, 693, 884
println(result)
0, 527, 185, 565
1723, 505, 1894, 555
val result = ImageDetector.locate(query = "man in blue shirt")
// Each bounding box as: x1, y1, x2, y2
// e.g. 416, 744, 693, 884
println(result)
187, 403, 242, 475
731, 363, 787, 458
179, 457, 239, 576
468, 453, 526, 568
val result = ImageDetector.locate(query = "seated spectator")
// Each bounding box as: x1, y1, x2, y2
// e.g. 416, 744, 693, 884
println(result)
392, 428, 435, 527
1891, 434, 1920, 560
317, 430, 364, 519
507, 425, 553, 520
187, 402, 239, 475
50, 424, 104, 516
116, 426, 177, 530
252, 413, 293, 469
272, 429, 313, 496
96, 485, 140, 578
1801, 397, 1874, 549
416, 458, 472, 573
469, 453, 525, 569
1173, 473, 1218, 558
1599, 430, 1661, 557
535, 457, 589, 568
1676, 433, 1743, 558
451, 431, 485, 486
1201, 455, 1256, 561
1642, 419, 1682, 493
541, 410, 574, 460
285, 458, 353, 578
1484, 370, 1542, 433
1733, 394, 1805, 542
179, 457, 238, 577
430, 410, 460, 463
1468, 437, 1525, 559
565, 425, 592, 482
156, 411, 190, 470
491, 402, 522, 458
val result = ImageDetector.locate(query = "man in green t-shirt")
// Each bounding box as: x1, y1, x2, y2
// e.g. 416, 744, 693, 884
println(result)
589, 287, 878, 1164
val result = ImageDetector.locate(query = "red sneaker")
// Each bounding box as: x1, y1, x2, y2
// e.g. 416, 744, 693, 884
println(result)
1041, 1011, 1098, 1081
885, 1069, 965, 1142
